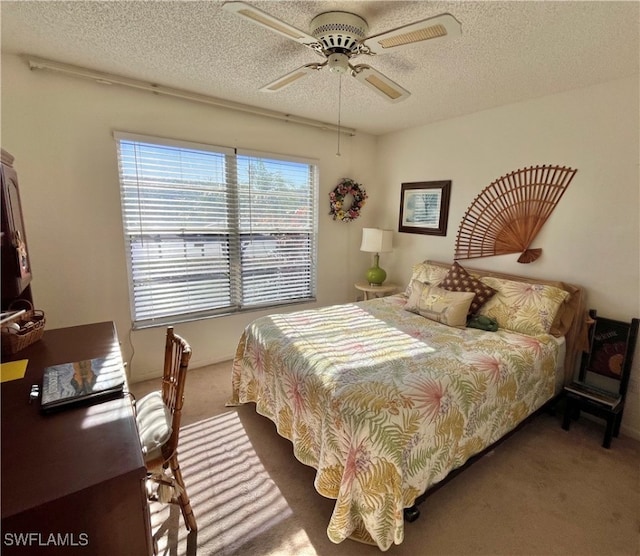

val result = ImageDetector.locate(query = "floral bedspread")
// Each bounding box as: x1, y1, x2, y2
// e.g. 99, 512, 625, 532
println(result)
230, 296, 559, 551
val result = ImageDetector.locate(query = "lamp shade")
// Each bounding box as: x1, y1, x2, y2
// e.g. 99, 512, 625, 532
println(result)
360, 228, 393, 253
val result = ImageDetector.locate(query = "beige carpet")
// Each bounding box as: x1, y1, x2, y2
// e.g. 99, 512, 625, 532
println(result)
131, 361, 639, 556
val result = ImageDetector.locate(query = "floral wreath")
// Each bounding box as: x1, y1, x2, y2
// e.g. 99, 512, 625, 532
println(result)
329, 178, 367, 222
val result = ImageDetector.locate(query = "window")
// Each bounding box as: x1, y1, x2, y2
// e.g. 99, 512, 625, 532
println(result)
114, 132, 317, 328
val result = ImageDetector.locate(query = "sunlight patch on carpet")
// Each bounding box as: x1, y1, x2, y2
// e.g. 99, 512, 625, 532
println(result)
150, 411, 315, 555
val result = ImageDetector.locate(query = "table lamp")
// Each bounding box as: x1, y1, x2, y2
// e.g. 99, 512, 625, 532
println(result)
360, 228, 393, 286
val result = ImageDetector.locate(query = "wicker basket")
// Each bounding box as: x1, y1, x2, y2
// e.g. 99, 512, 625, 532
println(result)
1, 300, 46, 355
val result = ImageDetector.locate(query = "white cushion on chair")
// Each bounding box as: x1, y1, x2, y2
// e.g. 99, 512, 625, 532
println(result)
136, 391, 172, 461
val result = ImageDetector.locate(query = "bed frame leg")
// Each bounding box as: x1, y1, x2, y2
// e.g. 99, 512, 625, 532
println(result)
404, 505, 420, 522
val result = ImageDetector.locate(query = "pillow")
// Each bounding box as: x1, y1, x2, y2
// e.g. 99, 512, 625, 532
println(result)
404, 280, 475, 328
136, 391, 172, 461
549, 282, 579, 337
440, 262, 497, 315
477, 276, 570, 336
405, 261, 449, 296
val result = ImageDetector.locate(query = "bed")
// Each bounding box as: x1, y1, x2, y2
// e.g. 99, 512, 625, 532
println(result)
229, 260, 584, 551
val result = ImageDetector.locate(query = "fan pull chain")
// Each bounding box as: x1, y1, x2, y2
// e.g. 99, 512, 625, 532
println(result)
336, 75, 342, 157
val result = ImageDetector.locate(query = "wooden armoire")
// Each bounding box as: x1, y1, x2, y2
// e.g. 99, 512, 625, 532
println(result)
1, 149, 33, 310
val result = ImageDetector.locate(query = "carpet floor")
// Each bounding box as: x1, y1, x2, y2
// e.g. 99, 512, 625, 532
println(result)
130, 361, 639, 556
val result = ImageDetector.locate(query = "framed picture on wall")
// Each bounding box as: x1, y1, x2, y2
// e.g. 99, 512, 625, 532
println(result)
398, 181, 451, 236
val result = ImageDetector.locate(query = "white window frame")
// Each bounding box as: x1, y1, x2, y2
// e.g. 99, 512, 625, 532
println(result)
114, 132, 318, 329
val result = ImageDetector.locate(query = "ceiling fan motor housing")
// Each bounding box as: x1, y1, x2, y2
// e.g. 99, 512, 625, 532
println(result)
310, 11, 369, 54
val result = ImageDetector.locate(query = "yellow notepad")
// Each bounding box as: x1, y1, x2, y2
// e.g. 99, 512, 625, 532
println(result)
1, 359, 28, 382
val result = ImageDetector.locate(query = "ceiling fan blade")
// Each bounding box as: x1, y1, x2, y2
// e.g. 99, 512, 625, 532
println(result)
222, 2, 320, 48
362, 13, 461, 54
351, 65, 410, 103
260, 64, 323, 93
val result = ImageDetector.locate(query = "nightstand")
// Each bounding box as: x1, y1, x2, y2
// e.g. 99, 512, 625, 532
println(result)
355, 281, 399, 301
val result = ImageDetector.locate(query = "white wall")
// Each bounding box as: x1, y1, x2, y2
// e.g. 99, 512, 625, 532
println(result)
1, 53, 380, 380
375, 76, 640, 439
3, 52, 639, 438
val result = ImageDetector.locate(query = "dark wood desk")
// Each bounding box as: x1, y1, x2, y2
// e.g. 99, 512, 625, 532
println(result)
1, 322, 152, 555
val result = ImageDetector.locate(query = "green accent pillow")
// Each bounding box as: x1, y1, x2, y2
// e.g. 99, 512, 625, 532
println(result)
467, 315, 499, 332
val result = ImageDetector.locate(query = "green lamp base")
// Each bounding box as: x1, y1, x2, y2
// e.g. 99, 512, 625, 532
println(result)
366, 265, 387, 286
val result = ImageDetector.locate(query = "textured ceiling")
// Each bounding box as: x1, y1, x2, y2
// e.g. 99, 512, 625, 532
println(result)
1, 1, 638, 136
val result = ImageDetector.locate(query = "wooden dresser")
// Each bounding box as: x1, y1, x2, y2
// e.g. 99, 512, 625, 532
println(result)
1, 322, 152, 555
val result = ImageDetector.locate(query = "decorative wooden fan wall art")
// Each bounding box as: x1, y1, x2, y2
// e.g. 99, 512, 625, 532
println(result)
454, 165, 577, 263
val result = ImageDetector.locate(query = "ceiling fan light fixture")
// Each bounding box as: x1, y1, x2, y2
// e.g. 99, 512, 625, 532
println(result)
327, 53, 349, 74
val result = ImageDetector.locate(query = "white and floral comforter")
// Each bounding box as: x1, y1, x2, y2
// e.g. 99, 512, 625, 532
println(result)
230, 295, 560, 551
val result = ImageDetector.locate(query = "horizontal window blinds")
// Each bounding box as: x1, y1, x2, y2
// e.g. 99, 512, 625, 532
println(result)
236, 153, 316, 307
115, 134, 317, 328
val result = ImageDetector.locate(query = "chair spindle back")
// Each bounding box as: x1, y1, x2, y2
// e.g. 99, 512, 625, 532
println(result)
161, 326, 192, 462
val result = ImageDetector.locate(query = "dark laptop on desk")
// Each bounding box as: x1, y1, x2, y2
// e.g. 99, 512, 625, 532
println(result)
40, 355, 125, 413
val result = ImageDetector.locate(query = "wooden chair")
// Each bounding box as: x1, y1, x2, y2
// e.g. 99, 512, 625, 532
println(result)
136, 327, 197, 531
562, 309, 639, 448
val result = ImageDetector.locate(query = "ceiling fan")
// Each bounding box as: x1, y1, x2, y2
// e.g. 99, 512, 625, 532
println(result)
222, 1, 462, 103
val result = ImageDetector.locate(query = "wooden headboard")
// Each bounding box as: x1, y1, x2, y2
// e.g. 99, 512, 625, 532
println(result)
427, 260, 586, 385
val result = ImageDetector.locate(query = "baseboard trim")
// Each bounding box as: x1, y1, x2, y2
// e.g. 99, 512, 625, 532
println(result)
129, 355, 233, 384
